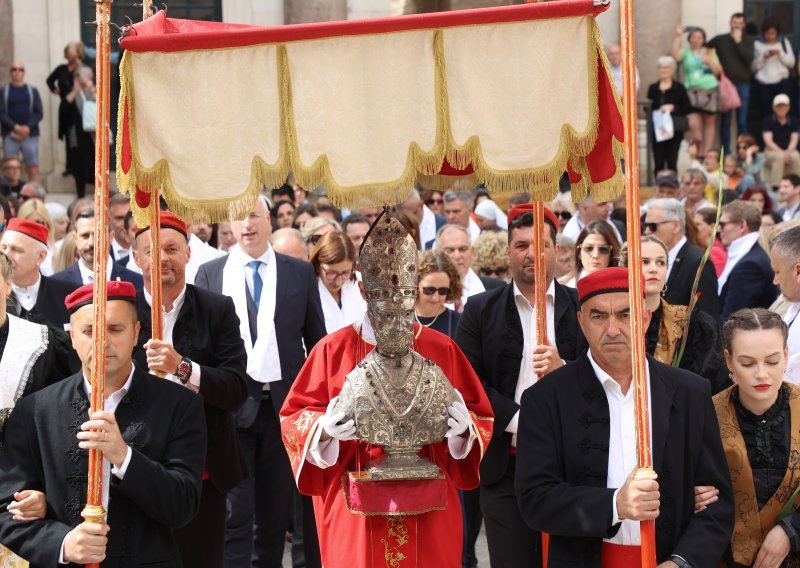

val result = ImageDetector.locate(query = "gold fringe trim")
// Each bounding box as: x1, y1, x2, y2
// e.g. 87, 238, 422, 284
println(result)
117, 16, 625, 218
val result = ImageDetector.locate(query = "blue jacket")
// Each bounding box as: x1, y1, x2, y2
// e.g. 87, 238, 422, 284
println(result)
52, 260, 144, 291
719, 241, 778, 323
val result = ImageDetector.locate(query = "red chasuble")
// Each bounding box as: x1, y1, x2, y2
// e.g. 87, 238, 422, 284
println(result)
281, 323, 493, 568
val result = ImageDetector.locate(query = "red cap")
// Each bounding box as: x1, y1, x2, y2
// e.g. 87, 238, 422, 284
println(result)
134, 210, 188, 240
65, 280, 138, 314
6, 218, 49, 245
577, 267, 642, 305
507, 204, 559, 235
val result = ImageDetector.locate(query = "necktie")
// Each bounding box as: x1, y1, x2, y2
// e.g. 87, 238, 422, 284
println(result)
248, 260, 263, 311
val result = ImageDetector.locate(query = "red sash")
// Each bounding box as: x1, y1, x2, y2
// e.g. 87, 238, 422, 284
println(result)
601, 542, 642, 568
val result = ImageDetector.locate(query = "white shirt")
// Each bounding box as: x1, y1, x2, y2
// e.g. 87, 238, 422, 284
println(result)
609, 63, 640, 96
239, 247, 270, 303
718, 232, 761, 293
111, 238, 130, 263
78, 256, 114, 285
126, 254, 142, 275
59, 370, 135, 564
588, 350, 652, 546
467, 217, 480, 243
142, 285, 201, 387
459, 268, 486, 308
782, 202, 800, 223
419, 204, 437, 250
680, 196, 712, 214
12, 275, 41, 312
784, 302, 800, 385
666, 236, 687, 282
506, 280, 556, 446
185, 233, 226, 284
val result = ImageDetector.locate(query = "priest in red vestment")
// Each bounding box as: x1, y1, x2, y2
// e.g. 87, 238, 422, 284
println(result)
281, 211, 493, 568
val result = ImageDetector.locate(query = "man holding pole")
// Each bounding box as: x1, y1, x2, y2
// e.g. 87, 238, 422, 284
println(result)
455, 204, 587, 567
0, 280, 207, 566
514, 267, 733, 567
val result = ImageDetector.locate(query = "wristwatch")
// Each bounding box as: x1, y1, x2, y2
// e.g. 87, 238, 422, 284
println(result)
176, 357, 192, 385
669, 554, 692, 568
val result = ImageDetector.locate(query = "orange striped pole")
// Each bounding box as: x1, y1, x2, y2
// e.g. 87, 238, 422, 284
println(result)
81, 2, 112, 566
619, 0, 657, 565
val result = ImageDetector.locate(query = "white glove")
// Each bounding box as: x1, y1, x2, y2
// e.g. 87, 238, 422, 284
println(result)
445, 399, 471, 439
320, 396, 358, 441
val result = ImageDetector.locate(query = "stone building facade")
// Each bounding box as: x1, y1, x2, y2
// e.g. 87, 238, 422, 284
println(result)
0, 0, 751, 193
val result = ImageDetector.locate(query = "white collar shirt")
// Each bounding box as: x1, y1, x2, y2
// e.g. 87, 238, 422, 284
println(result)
143, 284, 200, 387
238, 246, 271, 302
588, 349, 651, 546
467, 217, 480, 243
12, 275, 41, 312
666, 236, 687, 282
784, 302, 800, 385
111, 238, 130, 262
783, 203, 800, 223
460, 268, 486, 308
718, 232, 760, 293
78, 256, 114, 285
419, 205, 436, 250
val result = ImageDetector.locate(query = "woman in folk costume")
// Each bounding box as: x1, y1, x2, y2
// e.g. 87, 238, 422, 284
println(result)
280, 211, 493, 568
309, 230, 367, 333
619, 235, 722, 387
714, 308, 800, 567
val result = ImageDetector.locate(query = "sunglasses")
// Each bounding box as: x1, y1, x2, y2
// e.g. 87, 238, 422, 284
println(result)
555, 211, 572, 220
581, 244, 612, 255
642, 220, 675, 233
717, 220, 738, 229
421, 286, 450, 296
10, 67, 24, 72
479, 266, 508, 277
307, 234, 323, 246
427, 198, 443, 205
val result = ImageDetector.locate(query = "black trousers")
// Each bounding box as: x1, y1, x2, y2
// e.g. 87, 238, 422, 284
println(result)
652, 135, 683, 177
480, 457, 541, 568
225, 398, 296, 568
175, 479, 226, 568
460, 488, 483, 567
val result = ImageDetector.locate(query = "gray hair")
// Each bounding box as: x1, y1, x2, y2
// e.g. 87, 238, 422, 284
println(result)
443, 190, 472, 206
771, 226, 800, 265
301, 216, 340, 241
435, 223, 471, 249
556, 234, 575, 250
647, 198, 685, 232
686, 168, 707, 185
21, 182, 46, 198
657, 56, 677, 72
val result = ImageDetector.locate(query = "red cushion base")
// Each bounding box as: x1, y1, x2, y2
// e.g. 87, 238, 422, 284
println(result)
343, 471, 448, 515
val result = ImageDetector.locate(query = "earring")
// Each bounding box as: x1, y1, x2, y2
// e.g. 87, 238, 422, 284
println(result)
728, 371, 735, 383
661, 283, 668, 297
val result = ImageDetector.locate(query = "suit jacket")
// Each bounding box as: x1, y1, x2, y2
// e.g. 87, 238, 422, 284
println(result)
133, 284, 248, 494
194, 251, 327, 422
664, 241, 720, 321
514, 354, 733, 567
719, 242, 779, 323
455, 280, 588, 485
0, 368, 207, 567
18, 274, 79, 330
53, 261, 144, 291
478, 275, 505, 292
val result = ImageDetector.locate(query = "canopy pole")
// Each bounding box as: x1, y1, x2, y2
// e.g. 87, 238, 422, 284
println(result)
531, 200, 550, 567
81, 2, 112, 566
619, 0, 657, 566
140, 0, 165, 367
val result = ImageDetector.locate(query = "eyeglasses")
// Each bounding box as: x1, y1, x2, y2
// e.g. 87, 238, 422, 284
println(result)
479, 266, 508, 277
642, 220, 674, 233
321, 266, 353, 281
718, 220, 738, 229
10, 67, 24, 72
421, 286, 450, 296
555, 211, 572, 220
580, 244, 612, 255
427, 198, 443, 206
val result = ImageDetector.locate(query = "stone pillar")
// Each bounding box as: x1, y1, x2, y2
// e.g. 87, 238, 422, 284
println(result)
284, 0, 347, 24
223, 0, 285, 26
0, 0, 12, 75
635, 0, 682, 99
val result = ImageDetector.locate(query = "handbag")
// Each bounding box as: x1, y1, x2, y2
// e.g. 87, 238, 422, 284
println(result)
687, 87, 719, 113
79, 91, 97, 132
718, 71, 741, 112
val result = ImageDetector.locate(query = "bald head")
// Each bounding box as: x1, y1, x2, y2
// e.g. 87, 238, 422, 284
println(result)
271, 228, 308, 261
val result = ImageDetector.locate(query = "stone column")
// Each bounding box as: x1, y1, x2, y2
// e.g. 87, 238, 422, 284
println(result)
285, 0, 347, 24
0, 0, 12, 74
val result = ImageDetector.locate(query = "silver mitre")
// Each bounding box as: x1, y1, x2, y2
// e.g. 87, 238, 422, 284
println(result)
335, 212, 457, 481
